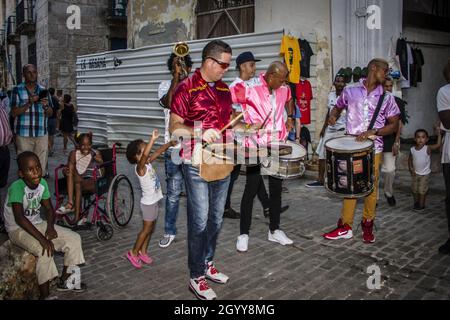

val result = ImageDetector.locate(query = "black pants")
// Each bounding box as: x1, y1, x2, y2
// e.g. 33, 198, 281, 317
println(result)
240, 165, 282, 234
0, 145, 10, 226
225, 164, 270, 210
444, 164, 450, 234
0, 146, 10, 188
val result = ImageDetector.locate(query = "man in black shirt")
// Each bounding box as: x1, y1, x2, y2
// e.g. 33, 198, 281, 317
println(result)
47, 88, 60, 157
381, 77, 407, 206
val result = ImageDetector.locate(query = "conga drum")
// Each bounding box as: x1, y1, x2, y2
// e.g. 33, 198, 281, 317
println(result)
325, 136, 375, 198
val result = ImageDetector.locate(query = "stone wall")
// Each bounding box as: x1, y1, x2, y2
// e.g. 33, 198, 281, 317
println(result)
128, 0, 196, 48
46, 0, 110, 99
0, 240, 39, 300
35, 0, 50, 88
255, 0, 333, 142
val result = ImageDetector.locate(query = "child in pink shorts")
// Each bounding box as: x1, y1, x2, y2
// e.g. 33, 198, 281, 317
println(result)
125, 130, 176, 268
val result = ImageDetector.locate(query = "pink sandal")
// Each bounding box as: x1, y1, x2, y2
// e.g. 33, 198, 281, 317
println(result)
126, 251, 142, 269
138, 252, 153, 265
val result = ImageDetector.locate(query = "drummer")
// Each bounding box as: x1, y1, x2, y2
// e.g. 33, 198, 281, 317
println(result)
306, 73, 347, 188
225, 51, 289, 220
230, 61, 295, 252
323, 58, 400, 244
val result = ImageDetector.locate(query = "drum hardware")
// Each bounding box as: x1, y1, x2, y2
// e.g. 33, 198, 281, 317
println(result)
350, 156, 354, 193
262, 140, 307, 179
325, 136, 375, 198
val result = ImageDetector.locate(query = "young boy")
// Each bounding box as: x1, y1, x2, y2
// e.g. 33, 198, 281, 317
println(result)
3, 151, 86, 299
408, 127, 442, 211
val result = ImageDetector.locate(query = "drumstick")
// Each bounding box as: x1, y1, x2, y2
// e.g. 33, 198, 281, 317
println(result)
260, 110, 272, 129
202, 111, 246, 149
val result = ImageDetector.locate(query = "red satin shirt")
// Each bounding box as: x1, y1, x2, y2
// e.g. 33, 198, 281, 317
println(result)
171, 68, 233, 159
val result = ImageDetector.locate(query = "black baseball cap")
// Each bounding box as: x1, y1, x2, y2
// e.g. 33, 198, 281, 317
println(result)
236, 51, 261, 68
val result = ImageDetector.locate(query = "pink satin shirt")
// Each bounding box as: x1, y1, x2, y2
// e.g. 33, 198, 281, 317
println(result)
230, 73, 291, 148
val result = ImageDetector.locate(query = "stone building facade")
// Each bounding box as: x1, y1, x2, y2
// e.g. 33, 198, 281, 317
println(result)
0, 0, 127, 99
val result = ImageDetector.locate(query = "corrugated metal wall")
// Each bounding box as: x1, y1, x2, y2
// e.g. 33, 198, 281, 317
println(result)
76, 30, 318, 146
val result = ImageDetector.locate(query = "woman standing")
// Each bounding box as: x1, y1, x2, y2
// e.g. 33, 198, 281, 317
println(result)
59, 94, 77, 153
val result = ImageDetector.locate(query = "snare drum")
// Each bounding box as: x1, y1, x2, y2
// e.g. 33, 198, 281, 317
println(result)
262, 140, 307, 179
325, 136, 374, 198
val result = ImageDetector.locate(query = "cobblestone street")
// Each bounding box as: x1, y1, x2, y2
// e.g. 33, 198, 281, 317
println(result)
2, 138, 450, 300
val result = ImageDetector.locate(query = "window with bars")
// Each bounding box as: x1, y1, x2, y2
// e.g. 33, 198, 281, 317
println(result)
196, 0, 254, 39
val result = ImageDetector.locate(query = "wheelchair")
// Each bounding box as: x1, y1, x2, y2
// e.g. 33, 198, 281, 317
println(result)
54, 143, 134, 241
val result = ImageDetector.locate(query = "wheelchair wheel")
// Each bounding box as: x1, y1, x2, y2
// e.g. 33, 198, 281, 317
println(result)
106, 174, 134, 228
96, 222, 113, 241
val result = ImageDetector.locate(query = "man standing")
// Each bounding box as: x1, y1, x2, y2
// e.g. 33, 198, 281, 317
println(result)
231, 61, 295, 253
306, 73, 346, 188
224, 51, 261, 219
437, 59, 450, 254
323, 58, 400, 243
0, 92, 13, 233
225, 52, 289, 219
10, 64, 52, 174
158, 52, 193, 249
47, 88, 60, 157
381, 77, 407, 206
170, 40, 242, 300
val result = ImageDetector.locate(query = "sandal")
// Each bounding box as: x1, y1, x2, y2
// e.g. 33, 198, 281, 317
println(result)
56, 202, 74, 215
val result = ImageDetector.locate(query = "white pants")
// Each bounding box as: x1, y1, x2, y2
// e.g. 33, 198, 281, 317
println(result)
316, 129, 346, 160
8, 222, 85, 285
381, 152, 396, 197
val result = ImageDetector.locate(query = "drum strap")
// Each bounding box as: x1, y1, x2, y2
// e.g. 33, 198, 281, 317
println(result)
368, 93, 385, 130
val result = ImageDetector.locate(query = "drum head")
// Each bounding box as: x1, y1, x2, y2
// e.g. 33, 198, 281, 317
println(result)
325, 136, 373, 152
276, 141, 307, 159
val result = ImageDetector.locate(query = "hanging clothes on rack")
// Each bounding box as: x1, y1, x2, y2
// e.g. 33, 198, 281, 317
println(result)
413, 47, 424, 83
396, 37, 409, 81
299, 38, 314, 79
410, 45, 418, 87
280, 34, 301, 83
295, 78, 313, 125
401, 42, 413, 89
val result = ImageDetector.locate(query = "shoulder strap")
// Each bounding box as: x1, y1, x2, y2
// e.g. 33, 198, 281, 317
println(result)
368, 93, 385, 130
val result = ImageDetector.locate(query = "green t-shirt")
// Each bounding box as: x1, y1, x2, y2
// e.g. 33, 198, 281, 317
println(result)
4, 178, 50, 233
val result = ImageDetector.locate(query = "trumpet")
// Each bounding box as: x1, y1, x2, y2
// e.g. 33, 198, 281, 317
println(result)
173, 42, 189, 78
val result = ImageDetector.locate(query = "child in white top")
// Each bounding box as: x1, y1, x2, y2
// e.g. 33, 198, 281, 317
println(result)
409, 127, 442, 211
125, 130, 176, 268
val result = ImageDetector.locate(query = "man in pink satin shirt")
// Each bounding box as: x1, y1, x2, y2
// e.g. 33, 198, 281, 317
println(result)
230, 61, 295, 253
323, 58, 400, 244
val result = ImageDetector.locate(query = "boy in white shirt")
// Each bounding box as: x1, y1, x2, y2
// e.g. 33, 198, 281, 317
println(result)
408, 127, 442, 211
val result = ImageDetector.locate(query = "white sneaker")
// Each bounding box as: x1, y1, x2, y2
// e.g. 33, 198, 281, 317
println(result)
159, 234, 175, 248
268, 229, 293, 245
236, 234, 249, 252
206, 261, 229, 284
189, 276, 217, 300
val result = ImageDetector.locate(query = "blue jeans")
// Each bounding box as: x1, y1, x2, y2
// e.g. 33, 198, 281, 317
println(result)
182, 164, 230, 279
164, 151, 184, 235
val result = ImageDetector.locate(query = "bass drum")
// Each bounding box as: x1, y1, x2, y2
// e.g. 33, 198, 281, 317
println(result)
325, 136, 374, 198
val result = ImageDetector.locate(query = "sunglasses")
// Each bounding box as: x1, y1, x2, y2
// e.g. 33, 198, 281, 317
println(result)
207, 57, 230, 70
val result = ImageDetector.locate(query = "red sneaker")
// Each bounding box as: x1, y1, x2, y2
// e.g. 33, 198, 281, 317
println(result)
323, 220, 353, 240
361, 219, 376, 243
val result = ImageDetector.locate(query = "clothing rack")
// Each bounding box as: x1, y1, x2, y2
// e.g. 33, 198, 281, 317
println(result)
406, 40, 450, 48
